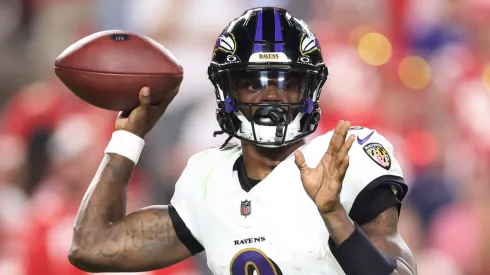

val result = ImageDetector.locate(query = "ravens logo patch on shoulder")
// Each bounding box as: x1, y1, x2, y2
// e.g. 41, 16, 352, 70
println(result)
363, 143, 391, 170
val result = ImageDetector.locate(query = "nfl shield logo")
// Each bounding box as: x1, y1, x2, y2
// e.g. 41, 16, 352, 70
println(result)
240, 200, 251, 217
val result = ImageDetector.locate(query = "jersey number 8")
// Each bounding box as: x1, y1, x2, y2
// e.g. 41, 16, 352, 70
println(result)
230, 248, 283, 275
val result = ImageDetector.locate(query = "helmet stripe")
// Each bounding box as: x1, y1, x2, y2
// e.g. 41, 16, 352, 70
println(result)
274, 8, 284, 52
253, 10, 263, 53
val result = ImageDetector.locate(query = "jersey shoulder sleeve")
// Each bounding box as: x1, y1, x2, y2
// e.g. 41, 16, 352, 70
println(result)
340, 127, 407, 214
170, 146, 240, 245
305, 127, 407, 215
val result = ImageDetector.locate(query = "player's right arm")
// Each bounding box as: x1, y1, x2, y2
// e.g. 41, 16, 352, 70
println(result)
68, 154, 192, 272
69, 87, 198, 272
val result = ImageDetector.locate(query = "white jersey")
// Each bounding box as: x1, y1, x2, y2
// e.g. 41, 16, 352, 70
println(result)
171, 127, 405, 275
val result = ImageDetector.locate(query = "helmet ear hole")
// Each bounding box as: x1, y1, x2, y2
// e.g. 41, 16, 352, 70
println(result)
216, 109, 226, 124
216, 109, 231, 132
208, 65, 220, 83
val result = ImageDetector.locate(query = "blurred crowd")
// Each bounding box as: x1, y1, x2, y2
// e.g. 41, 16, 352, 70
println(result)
0, 0, 489, 274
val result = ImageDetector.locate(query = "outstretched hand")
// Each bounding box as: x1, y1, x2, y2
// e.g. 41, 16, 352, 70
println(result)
294, 121, 355, 215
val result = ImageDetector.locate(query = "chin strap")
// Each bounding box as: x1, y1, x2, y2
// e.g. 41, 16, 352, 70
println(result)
252, 106, 289, 145
235, 110, 304, 146
274, 121, 286, 145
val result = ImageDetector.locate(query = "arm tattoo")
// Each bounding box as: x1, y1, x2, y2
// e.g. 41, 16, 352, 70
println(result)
372, 207, 398, 234
361, 207, 417, 275
70, 154, 191, 272
99, 209, 175, 258
361, 206, 399, 236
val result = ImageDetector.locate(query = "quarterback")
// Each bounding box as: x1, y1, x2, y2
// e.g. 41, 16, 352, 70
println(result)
68, 7, 416, 275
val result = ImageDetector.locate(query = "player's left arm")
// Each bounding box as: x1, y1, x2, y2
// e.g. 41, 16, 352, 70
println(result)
295, 123, 417, 275
361, 206, 416, 275
323, 205, 416, 275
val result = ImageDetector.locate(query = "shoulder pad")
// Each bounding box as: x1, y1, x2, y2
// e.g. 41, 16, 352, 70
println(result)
303, 126, 406, 213
180, 146, 241, 195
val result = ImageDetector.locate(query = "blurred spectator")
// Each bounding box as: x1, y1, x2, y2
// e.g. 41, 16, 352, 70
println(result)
27, 0, 95, 80
429, 163, 490, 275
0, 1, 489, 274
398, 205, 463, 275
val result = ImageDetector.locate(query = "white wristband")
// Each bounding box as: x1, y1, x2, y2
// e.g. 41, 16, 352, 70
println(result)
104, 130, 145, 164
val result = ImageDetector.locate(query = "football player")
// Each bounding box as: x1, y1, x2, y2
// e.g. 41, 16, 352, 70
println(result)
68, 7, 416, 275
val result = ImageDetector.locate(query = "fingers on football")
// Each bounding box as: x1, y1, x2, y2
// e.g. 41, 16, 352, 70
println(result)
294, 150, 309, 172
138, 87, 151, 110
117, 111, 130, 120
323, 120, 351, 162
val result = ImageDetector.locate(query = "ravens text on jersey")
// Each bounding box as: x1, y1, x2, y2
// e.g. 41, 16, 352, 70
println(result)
170, 127, 407, 274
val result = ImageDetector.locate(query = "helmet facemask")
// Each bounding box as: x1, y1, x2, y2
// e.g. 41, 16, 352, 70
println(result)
210, 64, 327, 148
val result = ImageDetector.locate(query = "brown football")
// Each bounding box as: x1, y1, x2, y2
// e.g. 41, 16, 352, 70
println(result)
54, 30, 183, 111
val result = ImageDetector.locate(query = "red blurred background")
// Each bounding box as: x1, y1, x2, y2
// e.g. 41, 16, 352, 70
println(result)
0, 0, 489, 274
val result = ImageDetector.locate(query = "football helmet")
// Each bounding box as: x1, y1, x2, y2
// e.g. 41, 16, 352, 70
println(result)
208, 7, 328, 147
